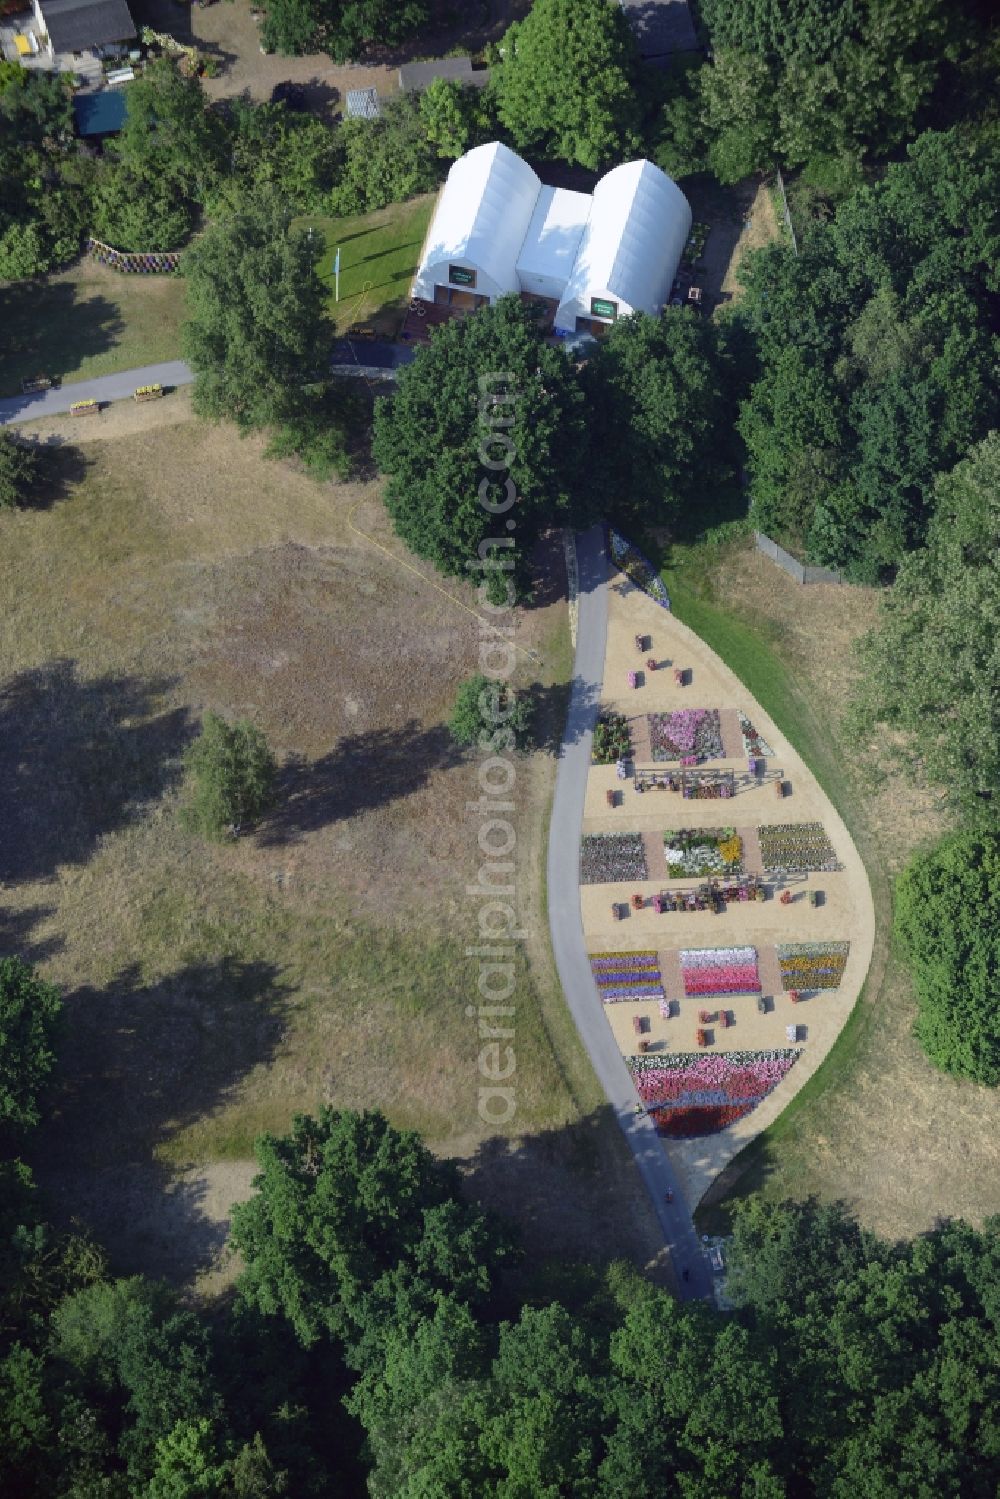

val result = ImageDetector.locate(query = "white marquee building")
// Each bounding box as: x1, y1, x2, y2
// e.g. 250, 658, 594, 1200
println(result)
412, 142, 693, 336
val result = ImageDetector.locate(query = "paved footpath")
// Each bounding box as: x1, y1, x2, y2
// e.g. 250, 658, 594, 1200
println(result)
0, 342, 412, 428
0, 362, 195, 426
546, 525, 715, 1303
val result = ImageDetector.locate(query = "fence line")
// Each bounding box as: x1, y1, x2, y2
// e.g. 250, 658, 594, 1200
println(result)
773, 168, 798, 256
86, 236, 181, 273
754, 532, 842, 586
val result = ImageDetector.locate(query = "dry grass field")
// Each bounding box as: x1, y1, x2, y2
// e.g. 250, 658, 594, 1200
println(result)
684, 541, 1000, 1241
1, 409, 663, 1286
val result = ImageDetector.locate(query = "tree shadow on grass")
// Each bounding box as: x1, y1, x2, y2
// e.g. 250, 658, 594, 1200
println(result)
258, 719, 463, 844
523, 677, 600, 756
0, 281, 123, 408
31, 955, 290, 1280
11, 439, 91, 511
0, 660, 190, 885
0, 903, 63, 964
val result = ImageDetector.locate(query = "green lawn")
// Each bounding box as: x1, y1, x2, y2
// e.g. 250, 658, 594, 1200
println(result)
0, 258, 187, 397
297, 193, 436, 336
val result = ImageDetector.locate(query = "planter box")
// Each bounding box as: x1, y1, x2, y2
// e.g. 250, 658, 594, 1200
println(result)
133, 384, 163, 402
70, 400, 99, 417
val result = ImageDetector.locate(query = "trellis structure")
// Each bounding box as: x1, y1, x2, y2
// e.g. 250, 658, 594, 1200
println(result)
87, 237, 181, 274
634, 766, 735, 799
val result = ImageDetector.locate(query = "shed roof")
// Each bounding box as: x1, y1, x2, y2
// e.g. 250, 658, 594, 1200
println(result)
73, 87, 127, 135
617, 0, 698, 56
38, 0, 135, 51
398, 56, 489, 91
515, 186, 591, 286
419, 141, 540, 296
345, 87, 380, 119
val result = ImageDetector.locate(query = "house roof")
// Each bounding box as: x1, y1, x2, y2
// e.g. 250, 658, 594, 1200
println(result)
398, 56, 489, 91
617, 0, 698, 56
73, 86, 127, 135
38, 0, 135, 51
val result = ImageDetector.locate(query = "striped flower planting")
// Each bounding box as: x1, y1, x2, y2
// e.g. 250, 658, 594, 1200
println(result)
628, 1050, 799, 1136
590, 950, 665, 1004
680, 946, 761, 996
776, 942, 850, 990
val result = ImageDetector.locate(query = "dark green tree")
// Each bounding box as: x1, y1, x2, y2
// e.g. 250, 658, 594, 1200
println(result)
373, 297, 588, 595
181, 713, 276, 839
95, 60, 225, 250
582, 311, 737, 525
849, 433, 1000, 816
448, 674, 533, 753
0, 433, 41, 511
327, 92, 441, 215
492, 0, 642, 169
0, 958, 61, 1133
895, 830, 1000, 1083
181, 191, 329, 432
262, 0, 429, 63
230, 1109, 516, 1363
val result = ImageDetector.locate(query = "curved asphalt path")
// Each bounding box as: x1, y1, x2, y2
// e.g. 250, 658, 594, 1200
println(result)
546, 526, 714, 1302
0, 342, 412, 427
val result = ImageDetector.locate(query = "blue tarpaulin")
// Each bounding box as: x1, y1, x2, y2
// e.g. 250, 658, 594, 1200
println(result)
73, 90, 128, 137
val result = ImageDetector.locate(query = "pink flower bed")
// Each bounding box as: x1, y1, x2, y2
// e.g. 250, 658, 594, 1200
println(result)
628, 1050, 799, 1136
680, 946, 760, 996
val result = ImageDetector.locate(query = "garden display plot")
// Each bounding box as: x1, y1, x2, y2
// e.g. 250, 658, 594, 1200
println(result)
777, 942, 850, 990
739, 712, 774, 760
663, 828, 743, 878
648, 709, 723, 761
628, 1050, 799, 1137
580, 833, 648, 884
590, 950, 665, 1004
608, 529, 670, 607
681, 946, 761, 995
758, 821, 837, 872
592, 711, 632, 765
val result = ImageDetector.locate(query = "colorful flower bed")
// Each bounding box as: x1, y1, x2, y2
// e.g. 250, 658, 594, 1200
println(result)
776, 942, 850, 990
592, 711, 632, 765
628, 1050, 800, 1136
758, 822, 837, 872
580, 833, 648, 884
680, 946, 760, 995
590, 950, 664, 1004
648, 709, 723, 762
739, 712, 774, 760
608, 529, 670, 609
663, 828, 743, 878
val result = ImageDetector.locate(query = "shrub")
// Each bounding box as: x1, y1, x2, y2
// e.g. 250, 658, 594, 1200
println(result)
182, 713, 276, 838
448, 675, 533, 752
0, 957, 62, 1131
0, 433, 41, 510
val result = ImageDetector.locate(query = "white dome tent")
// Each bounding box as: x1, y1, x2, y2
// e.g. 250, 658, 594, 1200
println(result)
412, 143, 693, 331
411, 142, 541, 306
552, 160, 693, 334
